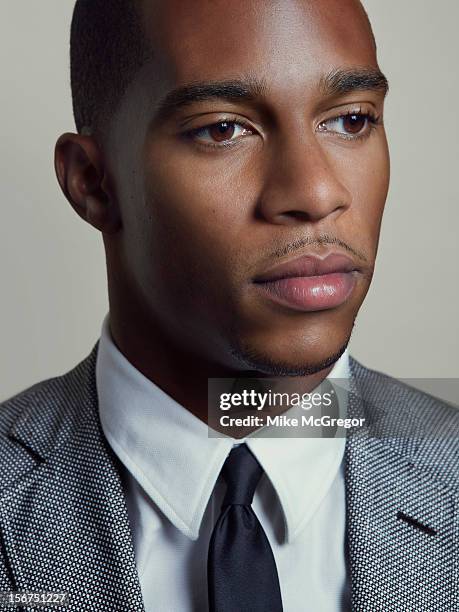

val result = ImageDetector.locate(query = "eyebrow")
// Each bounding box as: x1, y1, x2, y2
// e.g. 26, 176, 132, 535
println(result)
152, 67, 389, 121
153, 77, 268, 121
321, 67, 389, 97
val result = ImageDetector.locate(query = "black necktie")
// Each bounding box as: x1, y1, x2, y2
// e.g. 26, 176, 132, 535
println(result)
207, 444, 283, 612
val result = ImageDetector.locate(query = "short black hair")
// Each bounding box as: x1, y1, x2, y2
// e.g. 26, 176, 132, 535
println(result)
70, 0, 150, 134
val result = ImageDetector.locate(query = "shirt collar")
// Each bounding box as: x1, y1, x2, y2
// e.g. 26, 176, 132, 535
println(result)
96, 312, 349, 543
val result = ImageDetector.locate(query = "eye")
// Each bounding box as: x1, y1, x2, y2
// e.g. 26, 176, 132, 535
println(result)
318, 112, 378, 138
186, 120, 254, 146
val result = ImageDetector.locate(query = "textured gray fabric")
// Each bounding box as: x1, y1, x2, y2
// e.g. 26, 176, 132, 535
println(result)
345, 361, 459, 610
0, 341, 458, 611
0, 342, 144, 611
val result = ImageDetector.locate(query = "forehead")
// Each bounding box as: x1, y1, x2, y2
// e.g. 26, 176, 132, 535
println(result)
140, 0, 377, 89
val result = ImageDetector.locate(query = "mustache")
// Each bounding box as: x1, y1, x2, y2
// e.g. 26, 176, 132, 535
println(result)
269, 234, 369, 264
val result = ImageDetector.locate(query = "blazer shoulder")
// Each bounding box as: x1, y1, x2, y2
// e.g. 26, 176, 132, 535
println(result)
0, 341, 100, 447
0, 342, 101, 492
349, 355, 459, 434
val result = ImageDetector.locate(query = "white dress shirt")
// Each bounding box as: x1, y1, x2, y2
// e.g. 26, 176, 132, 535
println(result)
96, 313, 351, 611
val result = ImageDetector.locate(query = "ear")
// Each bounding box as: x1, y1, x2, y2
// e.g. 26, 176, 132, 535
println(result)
54, 133, 121, 234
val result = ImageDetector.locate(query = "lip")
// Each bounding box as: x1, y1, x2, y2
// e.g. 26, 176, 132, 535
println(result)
253, 253, 359, 283
252, 252, 360, 312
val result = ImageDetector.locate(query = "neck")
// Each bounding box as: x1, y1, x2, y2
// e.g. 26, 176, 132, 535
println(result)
108, 304, 334, 429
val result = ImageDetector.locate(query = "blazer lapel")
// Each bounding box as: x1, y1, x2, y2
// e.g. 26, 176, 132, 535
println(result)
0, 342, 145, 611
345, 360, 459, 610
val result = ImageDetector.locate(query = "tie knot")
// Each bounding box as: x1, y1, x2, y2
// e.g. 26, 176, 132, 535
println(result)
221, 445, 263, 507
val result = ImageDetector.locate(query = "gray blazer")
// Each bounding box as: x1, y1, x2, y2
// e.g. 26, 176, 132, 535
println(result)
0, 341, 458, 611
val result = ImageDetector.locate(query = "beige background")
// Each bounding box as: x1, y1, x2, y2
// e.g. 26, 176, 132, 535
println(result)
1, 1, 458, 402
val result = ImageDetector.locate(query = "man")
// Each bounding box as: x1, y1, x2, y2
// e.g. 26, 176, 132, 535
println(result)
0, 0, 458, 610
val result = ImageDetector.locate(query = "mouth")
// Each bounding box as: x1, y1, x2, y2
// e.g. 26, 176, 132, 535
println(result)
252, 252, 361, 312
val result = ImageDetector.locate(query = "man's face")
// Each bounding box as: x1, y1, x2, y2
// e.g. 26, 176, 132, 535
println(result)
105, 0, 390, 375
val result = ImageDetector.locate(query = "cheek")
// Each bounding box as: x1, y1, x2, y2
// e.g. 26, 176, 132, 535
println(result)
135, 148, 254, 311
142, 144, 260, 271
145, 141, 259, 224
335, 137, 390, 255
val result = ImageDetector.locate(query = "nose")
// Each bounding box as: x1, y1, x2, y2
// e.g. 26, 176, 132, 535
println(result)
257, 132, 352, 225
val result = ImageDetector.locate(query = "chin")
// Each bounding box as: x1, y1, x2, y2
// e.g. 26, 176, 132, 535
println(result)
232, 344, 349, 376
228, 321, 354, 377
222, 277, 367, 374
